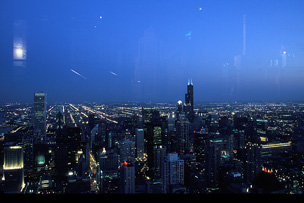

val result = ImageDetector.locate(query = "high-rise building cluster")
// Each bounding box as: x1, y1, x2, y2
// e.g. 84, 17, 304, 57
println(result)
0, 81, 304, 194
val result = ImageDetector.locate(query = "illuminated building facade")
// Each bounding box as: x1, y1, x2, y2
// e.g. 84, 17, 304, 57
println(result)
261, 141, 292, 159
256, 118, 268, 142
3, 142, 24, 193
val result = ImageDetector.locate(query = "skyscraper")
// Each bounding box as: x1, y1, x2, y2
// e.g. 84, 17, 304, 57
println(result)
136, 128, 144, 161
243, 142, 262, 183
3, 142, 25, 193
33, 92, 46, 144
142, 107, 161, 169
176, 100, 183, 119
154, 145, 166, 179
176, 115, 190, 154
193, 130, 208, 165
120, 139, 136, 164
205, 136, 224, 188
162, 153, 184, 193
184, 79, 194, 122
55, 118, 68, 181
120, 161, 135, 194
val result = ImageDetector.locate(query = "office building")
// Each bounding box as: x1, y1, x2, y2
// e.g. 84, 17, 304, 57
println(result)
184, 79, 194, 122
142, 107, 160, 125
142, 107, 161, 168
193, 130, 208, 165
66, 127, 81, 169
55, 110, 68, 180
256, 117, 268, 141
56, 109, 64, 131
90, 124, 99, 149
120, 139, 136, 164
162, 153, 184, 193
33, 92, 47, 144
154, 145, 166, 179
167, 112, 175, 134
205, 136, 224, 188
99, 149, 119, 178
120, 161, 135, 194
176, 100, 183, 119
176, 115, 190, 154
180, 153, 196, 188
243, 142, 262, 183
3, 142, 24, 193
135, 128, 144, 161
207, 113, 219, 133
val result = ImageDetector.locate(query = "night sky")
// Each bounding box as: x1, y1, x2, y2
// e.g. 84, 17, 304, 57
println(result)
1, 0, 304, 103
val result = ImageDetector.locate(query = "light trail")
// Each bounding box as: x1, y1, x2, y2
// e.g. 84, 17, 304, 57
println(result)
70, 69, 87, 79
82, 105, 118, 124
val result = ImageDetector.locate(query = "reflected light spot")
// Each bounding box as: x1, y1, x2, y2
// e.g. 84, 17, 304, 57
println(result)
14, 48, 25, 59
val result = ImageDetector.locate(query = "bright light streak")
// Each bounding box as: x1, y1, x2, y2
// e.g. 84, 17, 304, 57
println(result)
110, 71, 118, 76
69, 103, 79, 111
81, 112, 88, 118
70, 69, 87, 79
10, 126, 22, 134
82, 105, 118, 124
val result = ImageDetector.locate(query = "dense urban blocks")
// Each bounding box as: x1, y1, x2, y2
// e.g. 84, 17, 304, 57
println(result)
0, 82, 304, 194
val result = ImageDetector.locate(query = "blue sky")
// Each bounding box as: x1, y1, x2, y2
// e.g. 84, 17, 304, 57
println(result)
1, 0, 304, 103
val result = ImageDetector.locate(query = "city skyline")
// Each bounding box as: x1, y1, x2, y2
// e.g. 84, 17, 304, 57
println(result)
1, 81, 304, 193
1, 1, 304, 194
1, 0, 304, 103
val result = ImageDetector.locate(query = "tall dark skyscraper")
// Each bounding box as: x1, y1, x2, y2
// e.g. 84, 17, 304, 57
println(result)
120, 161, 135, 194
184, 79, 194, 122
33, 92, 47, 144
136, 128, 144, 160
185, 79, 193, 106
176, 100, 183, 119
176, 115, 190, 154
243, 142, 262, 184
142, 107, 161, 169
